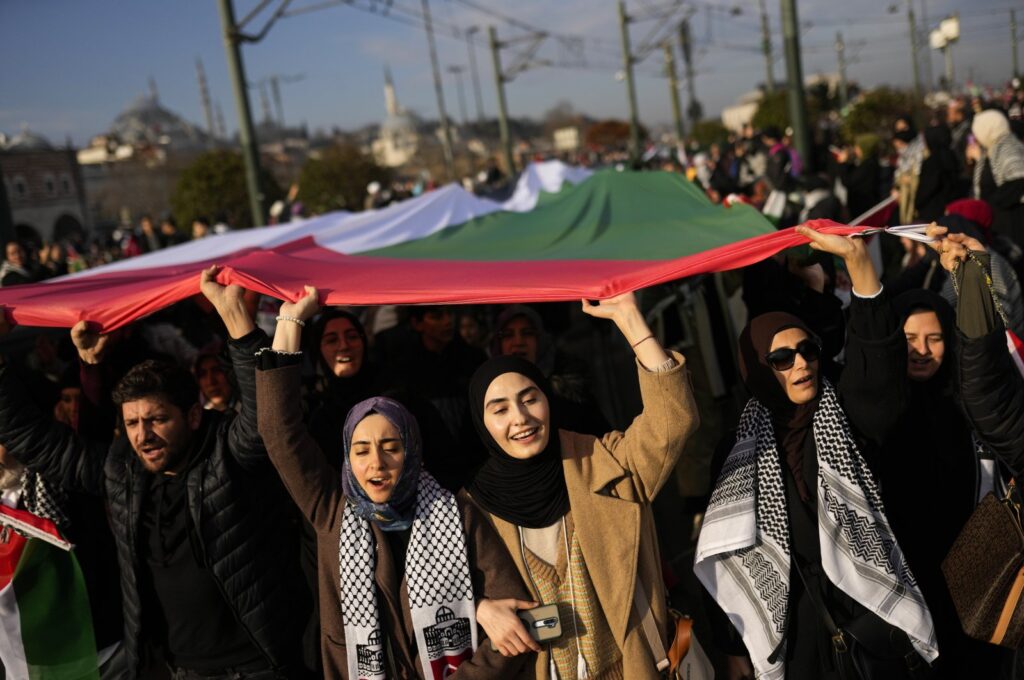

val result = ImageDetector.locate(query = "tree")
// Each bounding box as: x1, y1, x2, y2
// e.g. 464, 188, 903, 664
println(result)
584, 119, 647, 149
171, 150, 282, 230
297, 143, 391, 214
689, 119, 730, 147
841, 86, 922, 141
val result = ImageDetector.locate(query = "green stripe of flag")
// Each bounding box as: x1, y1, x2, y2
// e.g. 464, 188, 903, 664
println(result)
364, 170, 774, 261
14, 539, 99, 680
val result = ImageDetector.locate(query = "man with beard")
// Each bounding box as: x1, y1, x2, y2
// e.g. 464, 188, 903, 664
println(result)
0, 265, 308, 679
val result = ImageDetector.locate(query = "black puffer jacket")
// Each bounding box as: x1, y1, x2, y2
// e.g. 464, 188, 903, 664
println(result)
959, 326, 1024, 474
0, 330, 307, 678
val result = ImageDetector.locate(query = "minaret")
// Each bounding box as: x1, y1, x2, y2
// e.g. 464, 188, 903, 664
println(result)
148, 76, 160, 104
384, 65, 399, 116
215, 101, 227, 140
196, 58, 216, 141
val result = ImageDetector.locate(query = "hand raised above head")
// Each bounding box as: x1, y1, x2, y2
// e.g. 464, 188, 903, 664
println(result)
71, 320, 110, 365
794, 225, 868, 262
279, 286, 321, 323
199, 265, 246, 310
580, 291, 638, 322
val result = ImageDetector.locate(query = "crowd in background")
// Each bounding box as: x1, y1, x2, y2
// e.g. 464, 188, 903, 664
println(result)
0, 81, 1023, 680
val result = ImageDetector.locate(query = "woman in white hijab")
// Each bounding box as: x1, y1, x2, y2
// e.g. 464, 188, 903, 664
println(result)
969, 109, 1024, 246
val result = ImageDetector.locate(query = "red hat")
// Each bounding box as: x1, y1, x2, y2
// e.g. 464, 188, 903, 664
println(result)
945, 198, 994, 232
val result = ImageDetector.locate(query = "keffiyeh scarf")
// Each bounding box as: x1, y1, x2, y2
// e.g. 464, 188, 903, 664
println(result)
340, 471, 477, 680
695, 383, 938, 680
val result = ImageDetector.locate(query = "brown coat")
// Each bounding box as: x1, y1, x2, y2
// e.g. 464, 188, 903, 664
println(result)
256, 363, 532, 679
471, 352, 699, 679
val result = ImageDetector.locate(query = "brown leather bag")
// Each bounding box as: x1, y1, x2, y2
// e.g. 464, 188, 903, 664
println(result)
942, 480, 1024, 648
666, 610, 693, 670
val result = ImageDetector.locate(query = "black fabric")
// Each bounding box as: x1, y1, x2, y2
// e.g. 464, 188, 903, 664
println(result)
837, 157, 882, 220
466, 355, 570, 529
138, 451, 261, 670
877, 290, 1005, 678
0, 329, 308, 678
916, 126, 962, 223
980, 160, 1024, 248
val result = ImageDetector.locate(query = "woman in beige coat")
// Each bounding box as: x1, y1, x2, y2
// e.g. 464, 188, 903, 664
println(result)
466, 292, 699, 679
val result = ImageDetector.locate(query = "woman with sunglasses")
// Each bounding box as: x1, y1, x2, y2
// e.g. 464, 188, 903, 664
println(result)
696, 227, 938, 680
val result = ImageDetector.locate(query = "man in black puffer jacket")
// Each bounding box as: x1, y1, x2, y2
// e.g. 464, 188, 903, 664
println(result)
0, 267, 308, 679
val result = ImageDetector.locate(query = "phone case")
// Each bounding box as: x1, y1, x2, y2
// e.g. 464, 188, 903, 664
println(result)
518, 604, 562, 642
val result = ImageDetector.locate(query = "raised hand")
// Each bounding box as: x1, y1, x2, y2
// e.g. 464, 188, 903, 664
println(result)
71, 320, 110, 365
279, 285, 321, 323
199, 265, 255, 339
795, 224, 880, 297
583, 290, 670, 369
272, 286, 321, 353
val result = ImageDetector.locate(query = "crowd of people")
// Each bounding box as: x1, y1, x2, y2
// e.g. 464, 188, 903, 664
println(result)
0, 86, 1023, 680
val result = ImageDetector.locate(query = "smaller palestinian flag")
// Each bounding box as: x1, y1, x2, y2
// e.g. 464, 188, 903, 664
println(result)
0, 506, 99, 679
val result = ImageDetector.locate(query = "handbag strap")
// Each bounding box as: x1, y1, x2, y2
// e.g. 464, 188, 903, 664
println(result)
791, 557, 849, 654
631, 580, 671, 671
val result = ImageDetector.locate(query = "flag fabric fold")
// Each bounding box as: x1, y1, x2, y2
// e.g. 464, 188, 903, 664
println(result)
0, 162, 884, 331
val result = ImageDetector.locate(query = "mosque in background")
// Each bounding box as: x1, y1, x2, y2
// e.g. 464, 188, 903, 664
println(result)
371, 66, 421, 168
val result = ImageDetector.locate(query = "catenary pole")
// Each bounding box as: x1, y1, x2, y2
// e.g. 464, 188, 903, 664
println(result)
618, 0, 642, 164
216, 0, 265, 226
420, 0, 455, 180
780, 0, 812, 173
488, 26, 516, 175
664, 42, 685, 142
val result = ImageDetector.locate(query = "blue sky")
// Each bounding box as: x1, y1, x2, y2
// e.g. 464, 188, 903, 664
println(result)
1, 0, 1018, 146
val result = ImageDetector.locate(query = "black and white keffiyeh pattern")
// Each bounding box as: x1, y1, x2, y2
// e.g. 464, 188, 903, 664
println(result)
340, 470, 477, 680
695, 383, 937, 680
20, 471, 69, 530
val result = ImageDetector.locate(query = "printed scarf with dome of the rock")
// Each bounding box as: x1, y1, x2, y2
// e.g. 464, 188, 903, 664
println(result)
340, 470, 477, 680
694, 382, 938, 680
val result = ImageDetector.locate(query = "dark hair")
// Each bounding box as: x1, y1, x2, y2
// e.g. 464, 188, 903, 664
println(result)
407, 305, 452, 322
193, 216, 211, 227
112, 360, 199, 415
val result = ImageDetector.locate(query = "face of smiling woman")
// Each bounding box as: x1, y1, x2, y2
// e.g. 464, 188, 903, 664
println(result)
769, 327, 819, 405
482, 372, 551, 460
348, 413, 406, 503
903, 310, 945, 382
320, 317, 365, 379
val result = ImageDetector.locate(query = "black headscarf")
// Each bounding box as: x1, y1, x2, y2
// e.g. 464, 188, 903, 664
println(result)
737, 311, 821, 503
892, 289, 957, 398
466, 355, 570, 529
307, 309, 375, 400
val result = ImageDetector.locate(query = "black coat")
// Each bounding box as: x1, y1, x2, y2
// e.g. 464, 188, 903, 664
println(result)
0, 330, 307, 678
836, 157, 881, 220
959, 325, 1024, 475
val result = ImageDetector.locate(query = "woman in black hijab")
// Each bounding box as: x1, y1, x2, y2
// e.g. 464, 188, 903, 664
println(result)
697, 228, 937, 679
916, 125, 962, 223
305, 310, 379, 463
876, 290, 1008, 679
465, 291, 699, 679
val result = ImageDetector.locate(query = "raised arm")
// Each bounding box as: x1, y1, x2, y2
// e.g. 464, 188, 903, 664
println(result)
0, 316, 108, 495
580, 293, 699, 503
256, 287, 345, 532
927, 227, 1024, 473
198, 266, 271, 470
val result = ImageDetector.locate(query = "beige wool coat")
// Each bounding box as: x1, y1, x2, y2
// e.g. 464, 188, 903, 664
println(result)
471, 351, 699, 679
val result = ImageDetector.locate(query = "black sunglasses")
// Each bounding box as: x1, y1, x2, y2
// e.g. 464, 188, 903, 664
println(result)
765, 339, 822, 371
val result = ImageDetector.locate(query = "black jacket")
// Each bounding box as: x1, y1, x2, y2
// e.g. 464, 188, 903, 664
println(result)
959, 326, 1024, 474
0, 330, 307, 677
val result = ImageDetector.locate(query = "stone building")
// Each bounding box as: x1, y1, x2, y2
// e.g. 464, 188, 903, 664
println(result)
0, 128, 88, 244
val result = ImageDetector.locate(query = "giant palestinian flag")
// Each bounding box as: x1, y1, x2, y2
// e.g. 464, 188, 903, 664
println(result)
0, 161, 886, 331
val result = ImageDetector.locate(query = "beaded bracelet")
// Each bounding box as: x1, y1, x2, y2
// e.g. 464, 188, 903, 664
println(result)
275, 315, 306, 327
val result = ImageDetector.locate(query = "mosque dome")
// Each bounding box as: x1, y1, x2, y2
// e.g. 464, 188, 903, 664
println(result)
4, 127, 53, 151
109, 93, 207, 150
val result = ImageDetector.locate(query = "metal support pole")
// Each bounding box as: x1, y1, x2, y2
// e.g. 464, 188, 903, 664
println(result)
466, 27, 486, 123
664, 42, 685, 143
1012, 9, 1020, 78
420, 0, 455, 180
196, 59, 216, 143
488, 26, 516, 176
448, 66, 469, 126
216, 0, 265, 227
836, 31, 848, 109
758, 0, 775, 92
906, 0, 922, 101
270, 76, 285, 127
617, 0, 642, 165
920, 0, 934, 90
944, 43, 954, 88
780, 0, 812, 174
679, 20, 702, 124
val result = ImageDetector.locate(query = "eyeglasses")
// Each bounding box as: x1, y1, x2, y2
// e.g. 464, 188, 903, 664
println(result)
765, 339, 822, 371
